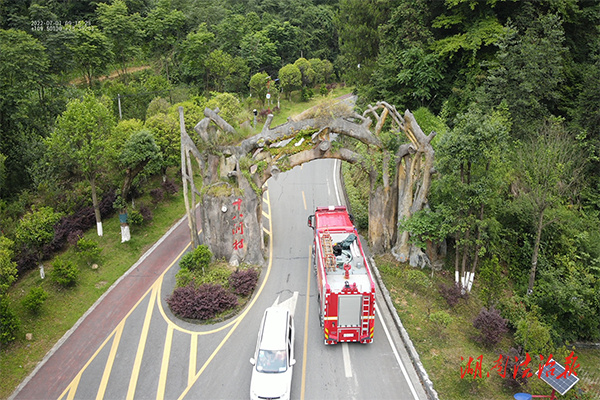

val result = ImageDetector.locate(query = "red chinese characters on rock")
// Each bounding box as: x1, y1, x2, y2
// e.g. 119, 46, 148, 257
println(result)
232, 198, 244, 251
460, 352, 579, 380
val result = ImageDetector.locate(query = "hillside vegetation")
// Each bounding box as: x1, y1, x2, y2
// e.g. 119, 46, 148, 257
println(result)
1, 0, 599, 398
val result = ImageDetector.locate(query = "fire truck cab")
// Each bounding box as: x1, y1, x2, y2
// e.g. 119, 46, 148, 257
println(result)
308, 206, 376, 344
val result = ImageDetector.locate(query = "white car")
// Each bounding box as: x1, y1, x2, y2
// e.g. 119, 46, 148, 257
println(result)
250, 307, 295, 400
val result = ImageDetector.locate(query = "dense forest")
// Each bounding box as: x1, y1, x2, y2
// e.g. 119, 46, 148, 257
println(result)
1, 0, 599, 366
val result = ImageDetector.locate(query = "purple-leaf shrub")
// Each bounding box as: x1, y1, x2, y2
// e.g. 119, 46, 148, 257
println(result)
167, 284, 238, 320
473, 307, 508, 347
229, 268, 259, 296
438, 282, 468, 307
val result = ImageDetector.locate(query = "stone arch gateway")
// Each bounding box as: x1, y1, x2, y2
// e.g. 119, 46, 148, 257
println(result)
178, 99, 436, 266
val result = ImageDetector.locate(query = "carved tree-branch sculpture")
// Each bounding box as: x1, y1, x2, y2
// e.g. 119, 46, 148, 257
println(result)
179, 99, 435, 265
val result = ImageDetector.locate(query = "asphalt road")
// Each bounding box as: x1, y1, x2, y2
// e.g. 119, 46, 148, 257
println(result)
11, 159, 429, 400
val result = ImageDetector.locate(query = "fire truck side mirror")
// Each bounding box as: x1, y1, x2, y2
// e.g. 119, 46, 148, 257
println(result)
307, 215, 315, 229
349, 213, 355, 224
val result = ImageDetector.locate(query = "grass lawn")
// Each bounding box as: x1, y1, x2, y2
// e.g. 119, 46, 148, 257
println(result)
264, 84, 354, 126
376, 254, 600, 400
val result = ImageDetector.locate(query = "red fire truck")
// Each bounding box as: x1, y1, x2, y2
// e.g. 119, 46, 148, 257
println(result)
307, 206, 376, 344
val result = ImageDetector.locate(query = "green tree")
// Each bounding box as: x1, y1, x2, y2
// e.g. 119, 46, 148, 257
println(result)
205, 93, 243, 128
264, 20, 301, 66
205, 50, 235, 92
371, 46, 443, 110
512, 120, 585, 294
278, 63, 301, 100
0, 153, 6, 195
309, 58, 325, 84
96, 0, 142, 76
14, 206, 62, 257
66, 22, 113, 87
0, 295, 20, 344
335, 0, 391, 84
249, 72, 270, 107
294, 57, 315, 87
0, 29, 49, 197
144, 0, 186, 83
116, 129, 161, 241
144, 112, 180, 174
431, 105, 510, 291
481, 14, 567, 138
178, 24, 215, 86
0, 236, 18, 294
46, 93, 116, 237
240, 31, 281, 76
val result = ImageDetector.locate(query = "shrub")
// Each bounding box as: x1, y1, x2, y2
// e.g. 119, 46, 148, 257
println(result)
194, 245, 212, 269
67, 229, 84, 246
497, 294, 528, 330
514, 313, 552, 355
473, 307, 508, 347
438, 282, 468, 308
179, 252, 196, 271
180, 245, 212, 272
320, 84, 328, 96
301, 86, 314, 101
167, 283, 238, 320
0, 236, 18, 295
76, 237, 101, 266
429, 311, 452, 334
22, 286, 48, 314
139, 204, 153, 222
14, 206, 62, 250
166, 285, 197, 318
50, 258, 79, 287
0, 295, 20, 344
405, 268, 431, 292
193, 284, 238, 319
15, 246, 39, 275
202, 268, 231, 288
229, 268, 259, 296
150, 188, 164, 205
128, 209, 144, 226
161, 177, 179, 195
498, 347, 528, 390
175, 267, 195, 288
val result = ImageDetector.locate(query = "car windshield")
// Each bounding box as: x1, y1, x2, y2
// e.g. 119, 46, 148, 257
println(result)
256, 349, 287, 373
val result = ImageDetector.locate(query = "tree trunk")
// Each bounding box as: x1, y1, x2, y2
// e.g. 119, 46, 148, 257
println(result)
90, 175, 103, 237
528, 207, 545, 294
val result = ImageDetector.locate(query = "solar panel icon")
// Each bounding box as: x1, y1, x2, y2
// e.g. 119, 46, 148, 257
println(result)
536, 358, 579, 396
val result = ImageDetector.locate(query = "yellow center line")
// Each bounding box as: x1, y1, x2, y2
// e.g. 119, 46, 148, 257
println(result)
301, 244, 312, 400
96, 320, 125, 400
126, 283, 158, 400
302, 190, 307, 210
188, 334, 198, 386
156, 324, 174, 400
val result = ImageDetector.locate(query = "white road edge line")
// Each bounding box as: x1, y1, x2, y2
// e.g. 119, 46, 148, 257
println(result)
333, 159, 342, 206
342, 343, 352, 378
375, 302, 420, 400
